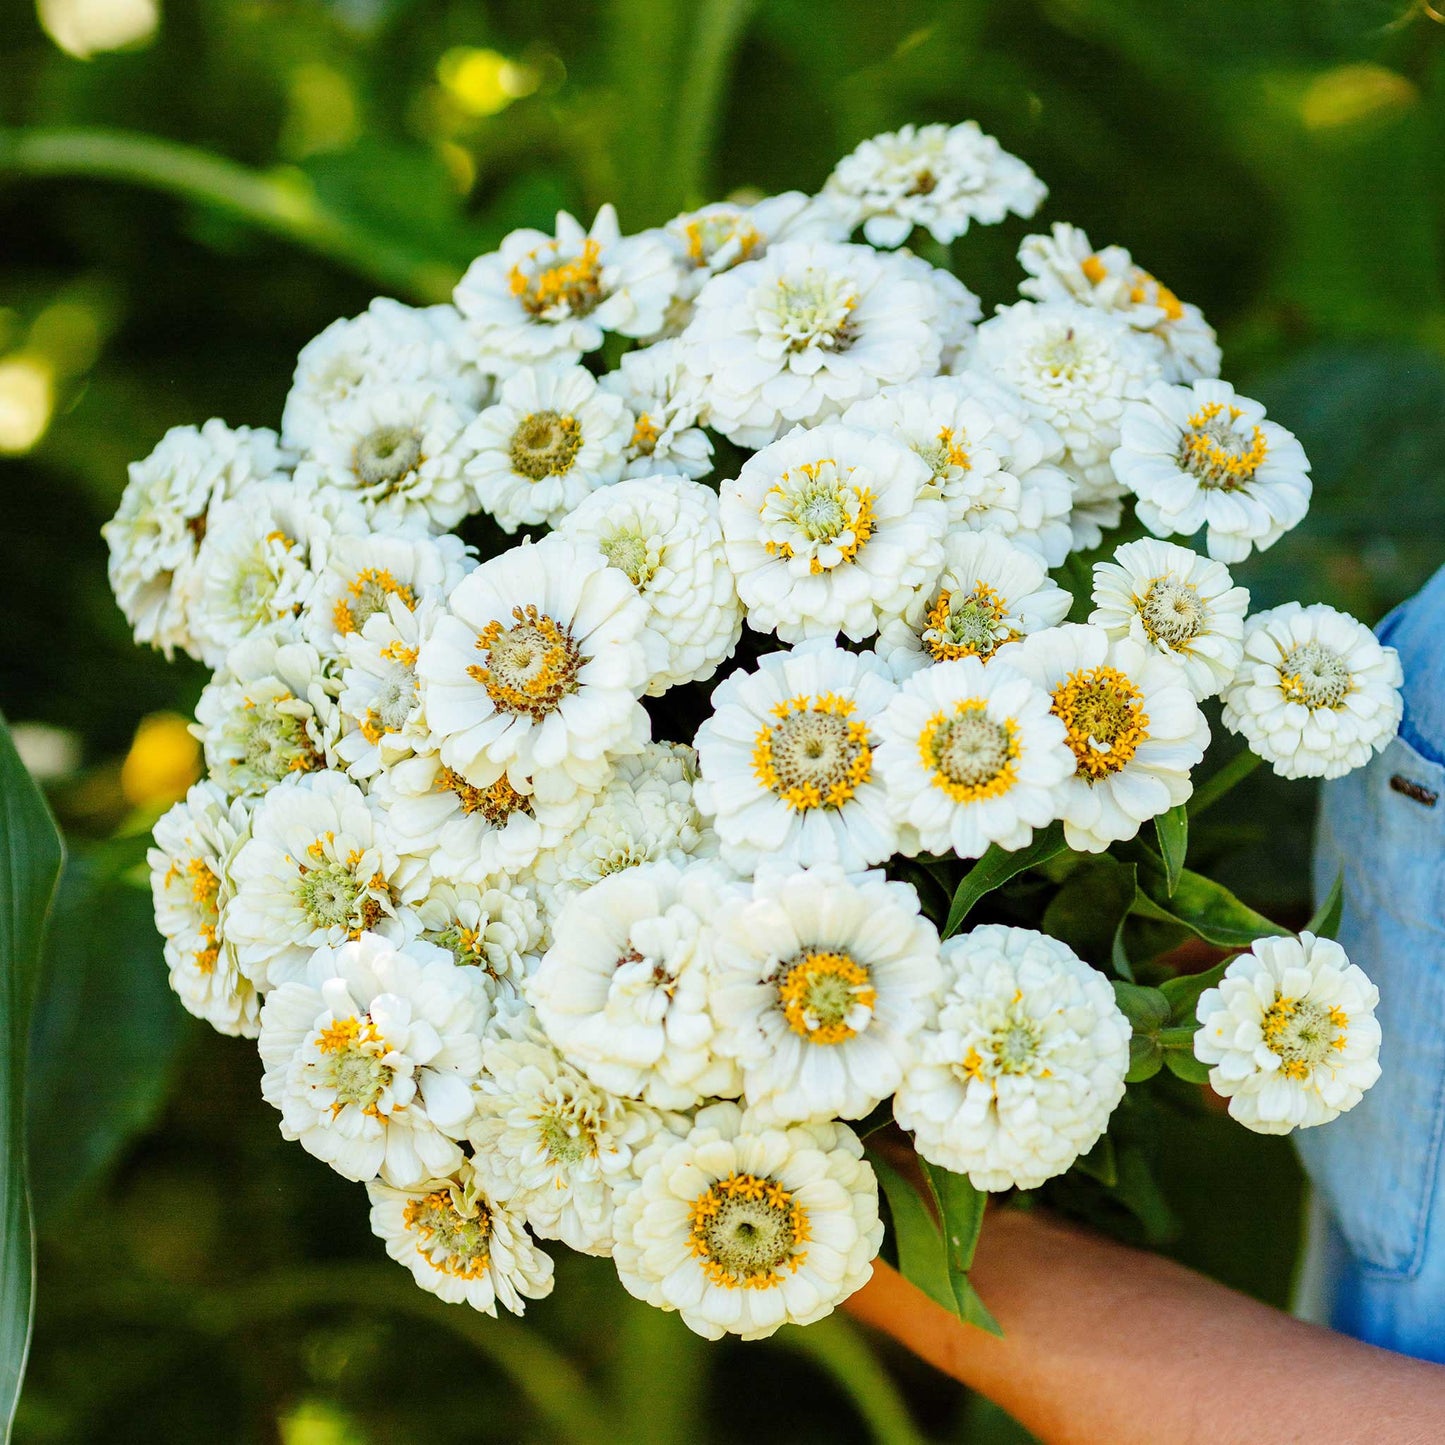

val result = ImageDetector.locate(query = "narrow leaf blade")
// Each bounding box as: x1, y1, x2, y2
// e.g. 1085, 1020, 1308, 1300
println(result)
866, 1151, 955, 1313
1154, 805, 1188, 896
1305, 871, 1345, 941
944, 824, 1067, 938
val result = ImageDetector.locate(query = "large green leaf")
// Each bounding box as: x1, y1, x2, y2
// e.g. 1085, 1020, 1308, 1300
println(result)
1134, 862, 1289, 950
26, 857, 186, 1225
918, 1162, 1002, 1337
866, 1150, 955, 1313
943, 824, 1068, 938
0, 713, 65, 1440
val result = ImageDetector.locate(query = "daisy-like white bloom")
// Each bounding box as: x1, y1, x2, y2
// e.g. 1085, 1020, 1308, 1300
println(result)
1111, 379, 1312, 564
193, 635, 340, 798
1018, 223, 1221, 384
970, 300, 1162, 549
104, 420, 290, 659
1194, 931, 1382, 1134
1220, 603, 1403, 780
368, 1161, 554, 1314
301, 528, 472, 657
374, 746, 584, 885
611, 1101, 882, 1340
557, 474, 743, 693
527, 860, 739, 1110
258, 932, 484, 1185
874, 530, 1073, 683
282, 299, 487, 451
293, 382, 478, 533
454, 206, 676, 368
1089, 537, 1248, 701
533, 742, 715, 919
413, 878, 545, 1004
709, 865, 941, 1125
148, 780, 258, 1037
874, 656, 1074, 858
335, 595, 438, 781
416, 534, 651, 807
825, 122, 1045, 248
185, 479, 368, 668
469, 1011, 663, 1255
895, 925, 1131, 1190
680, 241, 947, 448
843, 375, 1074, 564
463, 365, 631, 532
224, 770, 419, 992
1005, 623, 1210, 852
693, 641, 899, 874
718, 423, 945, 643
597, 340, 714, 480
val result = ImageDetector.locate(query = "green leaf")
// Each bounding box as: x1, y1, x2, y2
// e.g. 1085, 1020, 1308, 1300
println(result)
1111, 980, 1170, 1033
1154, 805, 1188, 896
0, 712, 65, 1439
1163, 1050, 1213, 1085
917, 1161, 1002, 1335
943, 823, 1067, 938
1186, 748, 1261, 818
866, 1151, 955, 1314
27, 857, 186, 1225
1038, 857, 1137, 973
1073, 1134, 1118, 1188
1305, 871, 1345, 941
1135, 863, 1289, 950
1110, 1144, 1178, 1246
1126, 1035, 1164, 1083
1158, 959, 1230, 1025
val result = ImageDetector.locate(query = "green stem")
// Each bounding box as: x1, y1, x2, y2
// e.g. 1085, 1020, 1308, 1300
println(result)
771, 1314, 929, 1445
668, 0, 759, 210
0, 128, 461, 302
1186, 748, 1262, 818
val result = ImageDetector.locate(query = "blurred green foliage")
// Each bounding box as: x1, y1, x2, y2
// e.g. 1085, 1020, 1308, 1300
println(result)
3, 0, 1444, 1439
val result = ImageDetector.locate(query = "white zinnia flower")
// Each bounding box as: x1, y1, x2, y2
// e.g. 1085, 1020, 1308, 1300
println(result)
527, 860, 738, 1110
469, 1012, 663, 1255
693, 641, 899, 874
843, 375, 1074, 565
463, 364, 631, 532
258, 932, 486, 1186
611, 1101, 883, 1340
874, 530, 1073, 683
709, 865, 941, 1125
1220, 603, 1403, 780
148, 781, 258, 1037
874, 656, 1074, 858
1018, 222, 1220, 384
224, 771, 419, 992
533, 742, 715, 919
824, 121, 1046, 248
597, 340, 714, 479
193, 634, 340, 798
1089, 537, 1248, 701
681, 241, 947, 448
334, 594, 437, 781
894, 925, 1131, 1190
373, 746, 583, 885
1005, 623, 1210, 853
184, 478, 368, 668
417, 535, 651, 808
282, 298, 487, 451
1111, 379, 1312, 564
413, 878, 544, 1005
103, 420, 289, 658
454, 206, 677, 368
718, 423, 945, 643
970, 300, 1162, 549
292, 382, 478, 533
1194, 931, 1382, 1134
557, 474, 743, 693
301, 528, 472, 656
368, 1162, 554, 1314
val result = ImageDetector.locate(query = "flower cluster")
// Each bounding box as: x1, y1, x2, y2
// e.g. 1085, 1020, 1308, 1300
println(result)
111, 120, 1395, 1341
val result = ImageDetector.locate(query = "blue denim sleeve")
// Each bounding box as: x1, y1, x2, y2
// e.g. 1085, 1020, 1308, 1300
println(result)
1296, 562, 1445, 1362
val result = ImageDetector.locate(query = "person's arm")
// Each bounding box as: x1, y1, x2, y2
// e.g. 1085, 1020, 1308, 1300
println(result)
847, 1208, 1445, 1445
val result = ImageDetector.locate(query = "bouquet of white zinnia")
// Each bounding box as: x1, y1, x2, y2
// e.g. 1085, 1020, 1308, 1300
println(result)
110, 119, 1401, 1342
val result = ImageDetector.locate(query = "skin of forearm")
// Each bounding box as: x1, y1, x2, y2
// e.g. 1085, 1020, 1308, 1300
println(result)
846, 1209, 1445, 1445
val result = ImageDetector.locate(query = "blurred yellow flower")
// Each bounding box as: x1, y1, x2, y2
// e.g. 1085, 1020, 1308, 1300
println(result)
0, 354, 54, 455
121, 712, 201, 809
36, 0, 158, 58
437, 47, 539, 118
1300, 64, 1417, 132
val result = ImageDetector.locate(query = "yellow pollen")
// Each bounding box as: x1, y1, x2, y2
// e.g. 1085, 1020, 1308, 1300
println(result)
751, 693, 873, 811
1050, 665, 1150, 781
1180, 401, 1268, 489
777, 949, 876, 1045
917, 701, 1021, 803
629, 412, 661, 455
466, 604, 582, 718
686, 1172, 810, 1291
937, 425, 971, 470
1081, 253, 1109, 286
509, 237, 604, 318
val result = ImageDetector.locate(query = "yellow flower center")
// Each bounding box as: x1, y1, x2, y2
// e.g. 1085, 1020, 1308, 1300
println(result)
1279, 642, 1353, 710
314, 1013, 394, 1117
921, 582, 1016, 661
467, 604, 584, 719
1051, 665, 1149, 781
510, 409, 583, 480
509, 237, 605, 319
751, 693, 873, 811
777, 948, 876, 1045
687, 1172, 811, 1290
1261, 995, 1349, 1081
333, 568, 418, 637
439, 766, 535, 825
1179, 401, 1268, 491
918, 702, 1020, 803
1138, 577, 1205, 648
403, 1190, 493, 1278
684, 213, 761, 269
760, 460, 875, 574
773, 270, 859, 353
629, 411, 661, 456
